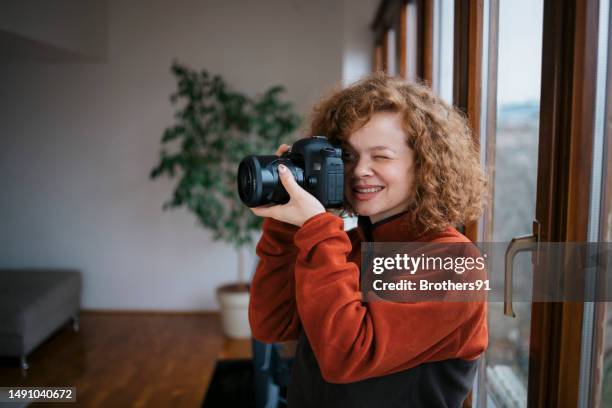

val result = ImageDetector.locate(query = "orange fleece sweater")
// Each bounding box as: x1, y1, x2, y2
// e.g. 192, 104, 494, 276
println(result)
249, 211, 488, 384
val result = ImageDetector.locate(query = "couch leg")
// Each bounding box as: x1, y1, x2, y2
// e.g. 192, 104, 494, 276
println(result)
72, 315, 80, 332
20, 355, 29, 371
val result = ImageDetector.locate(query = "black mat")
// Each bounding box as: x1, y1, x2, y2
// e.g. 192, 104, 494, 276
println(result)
202, 359, 255, 408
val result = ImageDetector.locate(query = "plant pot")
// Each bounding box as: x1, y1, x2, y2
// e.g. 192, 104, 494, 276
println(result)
216, 283, 251, 339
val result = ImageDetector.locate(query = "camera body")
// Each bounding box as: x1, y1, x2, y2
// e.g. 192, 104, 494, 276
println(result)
237, 136, 344, 208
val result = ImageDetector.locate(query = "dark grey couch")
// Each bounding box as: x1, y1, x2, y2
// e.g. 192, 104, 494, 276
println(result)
0, 269, 81, 370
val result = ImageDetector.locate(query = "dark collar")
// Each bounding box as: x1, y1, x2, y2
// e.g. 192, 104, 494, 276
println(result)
357, 211, 429, 242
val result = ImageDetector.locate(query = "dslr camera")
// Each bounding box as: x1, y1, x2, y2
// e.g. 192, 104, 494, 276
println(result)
237, 136, 344, 208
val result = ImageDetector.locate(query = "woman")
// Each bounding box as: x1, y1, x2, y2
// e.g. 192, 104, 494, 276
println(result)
248, 73, 488, 407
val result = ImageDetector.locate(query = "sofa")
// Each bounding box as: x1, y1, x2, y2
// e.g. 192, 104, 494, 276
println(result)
0, 269, 81, 370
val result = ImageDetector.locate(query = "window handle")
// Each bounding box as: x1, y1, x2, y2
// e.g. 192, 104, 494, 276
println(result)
504, 222, 540, 317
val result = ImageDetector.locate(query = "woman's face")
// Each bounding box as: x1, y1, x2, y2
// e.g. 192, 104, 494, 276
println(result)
342, 111, 416, 224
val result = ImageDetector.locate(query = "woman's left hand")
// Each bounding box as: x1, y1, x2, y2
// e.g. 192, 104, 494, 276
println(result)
250, 164, 326, 227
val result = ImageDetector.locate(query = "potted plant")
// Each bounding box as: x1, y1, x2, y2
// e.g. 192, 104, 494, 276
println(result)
150, 62, 301, 338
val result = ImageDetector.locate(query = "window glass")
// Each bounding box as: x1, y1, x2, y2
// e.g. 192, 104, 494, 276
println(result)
484, 0, 543, 406
433, 0, 454, 103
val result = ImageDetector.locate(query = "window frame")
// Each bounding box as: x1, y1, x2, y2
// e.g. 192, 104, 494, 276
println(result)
372, 0, 434, 81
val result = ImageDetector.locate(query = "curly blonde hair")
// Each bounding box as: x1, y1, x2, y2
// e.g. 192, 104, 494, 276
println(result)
309, 73, 486, 233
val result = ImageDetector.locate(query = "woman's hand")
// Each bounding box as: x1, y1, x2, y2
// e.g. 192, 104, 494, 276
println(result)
250, 144, 326, 227
274, 144, 291, 156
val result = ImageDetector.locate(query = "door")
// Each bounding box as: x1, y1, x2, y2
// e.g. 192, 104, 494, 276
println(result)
476, 0, 601, 406
476, 1, 543, 406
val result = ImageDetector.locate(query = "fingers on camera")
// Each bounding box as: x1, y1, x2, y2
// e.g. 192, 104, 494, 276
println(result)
275, 144, 291, 156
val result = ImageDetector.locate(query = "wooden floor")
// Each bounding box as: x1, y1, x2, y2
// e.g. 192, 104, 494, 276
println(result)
0, 312, 252, 407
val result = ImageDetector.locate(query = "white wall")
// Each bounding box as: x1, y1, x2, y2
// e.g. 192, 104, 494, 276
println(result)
0, 0, 108, 59
0, 0, 376, 310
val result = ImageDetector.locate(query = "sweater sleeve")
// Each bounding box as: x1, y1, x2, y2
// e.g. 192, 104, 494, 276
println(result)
293, 212, 488, 384
248, 217, 302, 343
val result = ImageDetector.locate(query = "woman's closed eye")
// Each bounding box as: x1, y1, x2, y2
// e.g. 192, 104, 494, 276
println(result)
342, 152, 357, 162
342, 152, 393, 162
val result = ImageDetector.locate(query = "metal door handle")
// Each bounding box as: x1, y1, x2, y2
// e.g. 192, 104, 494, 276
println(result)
504, 233, 538, 317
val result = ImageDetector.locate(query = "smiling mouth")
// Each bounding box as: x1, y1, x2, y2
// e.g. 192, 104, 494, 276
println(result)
352, 186, 385, 201
353, 187, 384, 193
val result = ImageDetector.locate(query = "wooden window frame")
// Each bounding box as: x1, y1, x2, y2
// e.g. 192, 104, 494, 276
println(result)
372, 0, 434, 82
532, 0, 599, 406
452, 3, 484, 407
452, 0, 484, 244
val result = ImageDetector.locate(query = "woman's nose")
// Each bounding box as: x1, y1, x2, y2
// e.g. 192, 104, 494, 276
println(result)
352, 157, 373, 178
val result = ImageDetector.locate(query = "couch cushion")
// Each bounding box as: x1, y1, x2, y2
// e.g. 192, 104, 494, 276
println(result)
0, 269, 81, 342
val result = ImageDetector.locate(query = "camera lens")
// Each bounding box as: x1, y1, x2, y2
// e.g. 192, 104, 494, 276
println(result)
237, 157, 262, 206
237, 155, 283, 207
238, 155, 305, 207
239, 165, 253, 197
